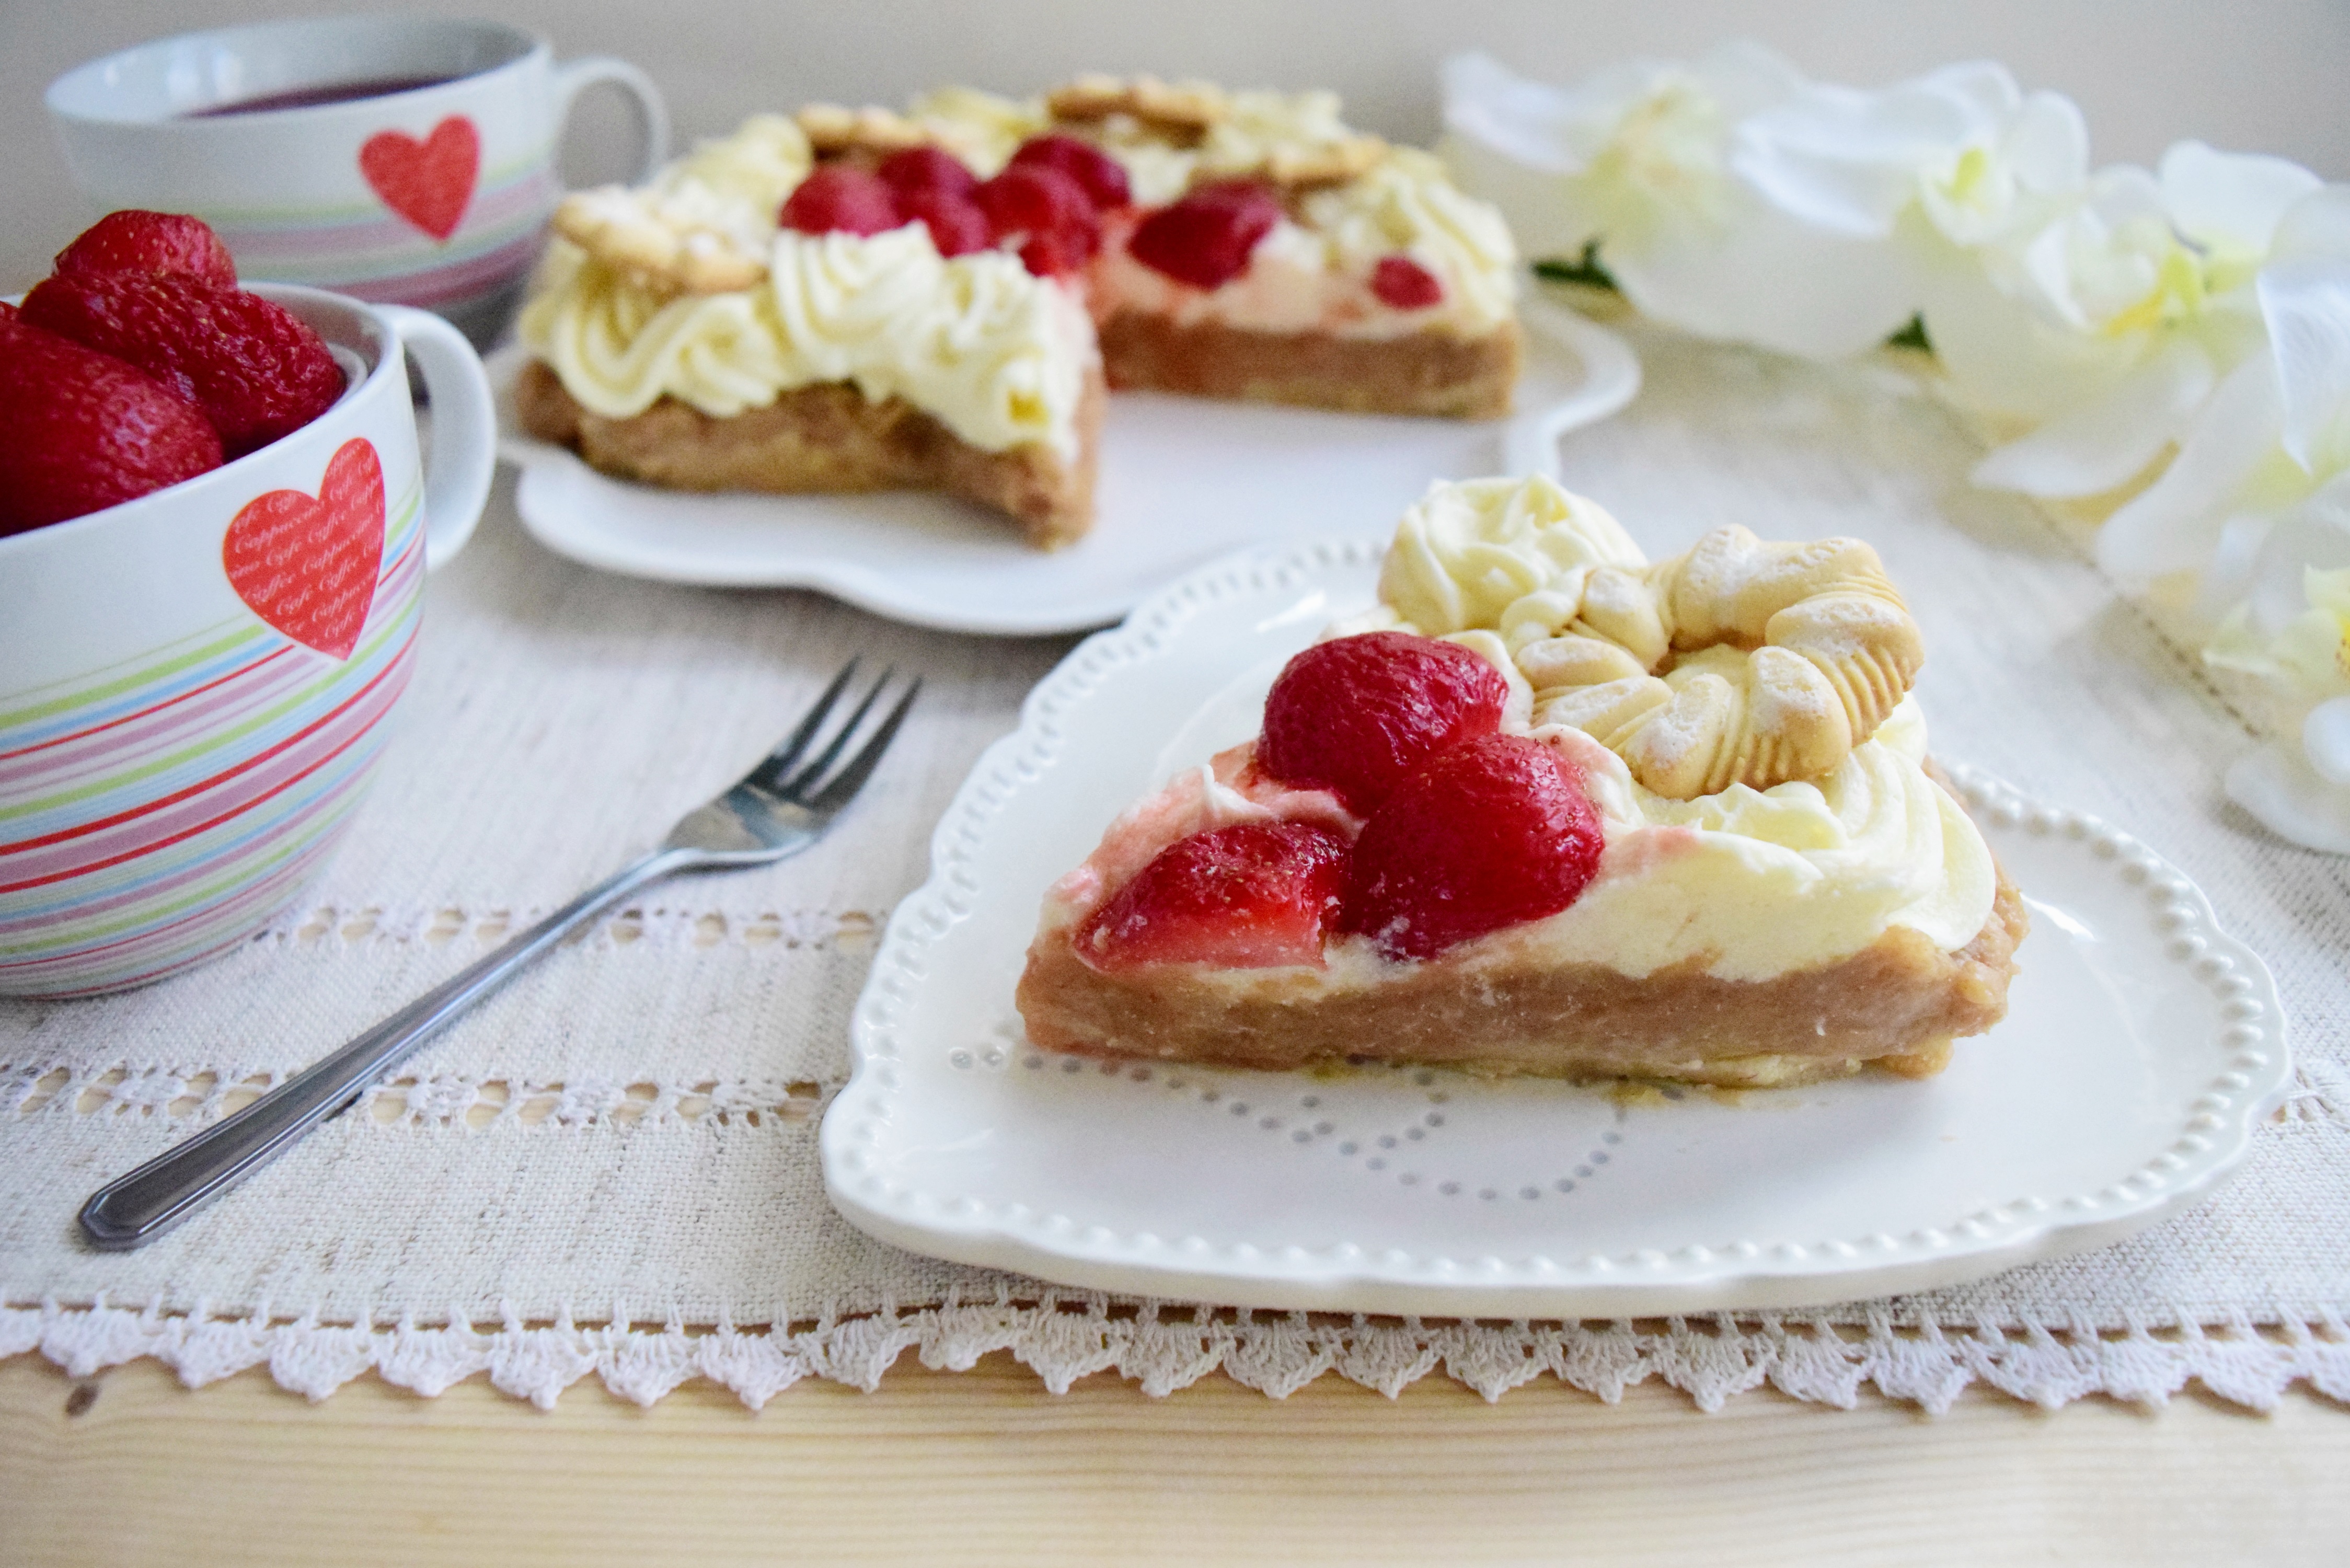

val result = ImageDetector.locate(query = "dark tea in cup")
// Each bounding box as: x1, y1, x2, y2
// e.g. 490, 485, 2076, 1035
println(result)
187, 76, 470, 117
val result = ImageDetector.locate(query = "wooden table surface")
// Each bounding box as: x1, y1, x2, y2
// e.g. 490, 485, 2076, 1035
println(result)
4, 1352, 2344, 1565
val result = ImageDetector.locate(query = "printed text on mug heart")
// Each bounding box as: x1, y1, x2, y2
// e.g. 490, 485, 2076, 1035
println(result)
359, 116, 479, 242
222, 438, 386, 661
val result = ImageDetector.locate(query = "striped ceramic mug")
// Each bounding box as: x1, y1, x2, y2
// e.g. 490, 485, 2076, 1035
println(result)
45, 17, 667, 344
0, 285, 494, 998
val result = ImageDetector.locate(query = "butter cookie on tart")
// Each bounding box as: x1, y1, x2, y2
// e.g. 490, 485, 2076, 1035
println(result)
1015, 476, 2026, 1087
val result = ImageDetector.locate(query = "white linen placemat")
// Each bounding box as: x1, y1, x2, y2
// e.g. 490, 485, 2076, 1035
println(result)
5, 330, 2346, 1411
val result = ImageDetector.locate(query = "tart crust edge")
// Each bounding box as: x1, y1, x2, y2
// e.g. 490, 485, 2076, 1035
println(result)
515, 358, 1103, 550
1013, 773, 2028, 1088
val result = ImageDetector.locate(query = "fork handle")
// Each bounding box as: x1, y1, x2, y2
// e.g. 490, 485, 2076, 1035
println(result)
78, 848, 701, 1251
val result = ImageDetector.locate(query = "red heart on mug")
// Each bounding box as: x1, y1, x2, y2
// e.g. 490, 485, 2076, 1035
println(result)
222, 438, 386, 661
360, 116, 479, 242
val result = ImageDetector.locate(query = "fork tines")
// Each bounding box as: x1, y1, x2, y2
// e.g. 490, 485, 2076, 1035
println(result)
748, 661, 921, 809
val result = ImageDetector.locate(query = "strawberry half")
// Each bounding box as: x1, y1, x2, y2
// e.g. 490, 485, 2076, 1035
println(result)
21, 272, 343, 459
1257, 632, 1509, 816
1372, 255, 1444, 309
780, 166, 904, 237
0, 323, 223, 536
53, 210, 238, 289
876, 146, 981, 202
1127, 180, 1283, 290
1077, 821, 1351, 971
975, 164, 1101, 277
1339, 735, 1604, 961
897, 185, 993, 257
1008, 135, 1131, 211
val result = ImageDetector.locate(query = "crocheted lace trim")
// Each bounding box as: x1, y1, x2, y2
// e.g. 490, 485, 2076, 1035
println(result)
254, 902, 878, 951
6, 1297, 2345, 1412
5, 1064, 831, 1130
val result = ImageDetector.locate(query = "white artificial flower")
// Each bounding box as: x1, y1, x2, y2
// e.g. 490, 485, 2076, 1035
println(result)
1928, 144, 2318, 503
2096, 185, 2350, 583
2086, 187, 2350, 852
1440, 47, 1915, 358
2213, 509, 2350, 852
1733, 61, 2086, 248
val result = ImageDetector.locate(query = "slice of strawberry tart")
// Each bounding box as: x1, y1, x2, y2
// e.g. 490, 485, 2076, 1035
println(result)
515, 112, 1105, 547
1015, 475, 2027, 1087
513, 76, 1523, 547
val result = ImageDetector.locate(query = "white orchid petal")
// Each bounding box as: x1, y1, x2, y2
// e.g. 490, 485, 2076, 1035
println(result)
2198, 512, 2277, 617
2016, 217, 2093, 329
1729, 151, 1913, 239
1971, 339, 2213, 496
2160, 141, 2322, 253
2098, 355, 2285, 579
2255, 255, 2350, 471
2305, 697, 2350, 785
1914, 235, 2122, 418
2225, 739, 2350, 851
1690, 40, 1811, 118
2243, 471, 2350, 632
1608, 188, 1916, 358
1439, 52, 1590, 175
1438, 131, 1602, 257
2005, 93, 2091, 193
2267, 183, 2350, 266
2082, 162, 2167, 222
1733, 80, 1969, 238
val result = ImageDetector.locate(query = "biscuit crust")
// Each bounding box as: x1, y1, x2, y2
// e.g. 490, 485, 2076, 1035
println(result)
1097, 313, 1520, 420
515, 360, 1102, 549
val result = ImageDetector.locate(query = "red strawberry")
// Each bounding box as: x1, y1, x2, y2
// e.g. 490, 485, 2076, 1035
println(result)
975, 164, 1101, 276
21, 273, 343, 459
876, 145, 980, 202
1008, 134, 1131, 211
53, 210, 238, 289
0, 324, 222, 536
779, 166, 904, 237
1257, 632, 1509, 816
897, 186, 993, 258
1372, 255, 1444, 310
1077, 822, 1351, 971
1128, 180, 1283, 289
1339, 735, 1603, 961
1016, 228, 1096, 278
978, 163, 1099, 233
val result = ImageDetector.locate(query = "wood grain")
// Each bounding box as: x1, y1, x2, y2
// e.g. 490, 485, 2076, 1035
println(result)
3, 1355, 2344, 1566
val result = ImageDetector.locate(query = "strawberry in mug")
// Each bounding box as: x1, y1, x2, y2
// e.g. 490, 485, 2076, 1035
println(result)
0, 211, 494, 997
2, 212, 347, 534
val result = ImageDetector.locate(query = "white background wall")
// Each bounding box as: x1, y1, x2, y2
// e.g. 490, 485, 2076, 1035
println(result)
6, 0, 2348, 287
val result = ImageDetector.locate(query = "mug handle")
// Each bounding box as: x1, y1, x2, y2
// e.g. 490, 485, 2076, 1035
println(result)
379, 305, 496, 571
553, 56, 671, 186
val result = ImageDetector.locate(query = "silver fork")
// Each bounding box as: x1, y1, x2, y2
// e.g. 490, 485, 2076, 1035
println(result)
78, 661, 919, 1252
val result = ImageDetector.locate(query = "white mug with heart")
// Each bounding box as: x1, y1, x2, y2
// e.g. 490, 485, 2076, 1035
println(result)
46, 16, 668, 343
0, 284, 494, 997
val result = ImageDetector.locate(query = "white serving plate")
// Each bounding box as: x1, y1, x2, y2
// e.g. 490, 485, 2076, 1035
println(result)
491, 297, 1638, 635
820, 538, 2293, 1317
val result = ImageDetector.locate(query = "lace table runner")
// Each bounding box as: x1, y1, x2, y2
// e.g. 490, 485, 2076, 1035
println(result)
5, 333, 2346, 1412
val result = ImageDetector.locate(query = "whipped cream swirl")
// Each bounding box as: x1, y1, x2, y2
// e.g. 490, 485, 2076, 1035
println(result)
520, 225, 1095, 458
